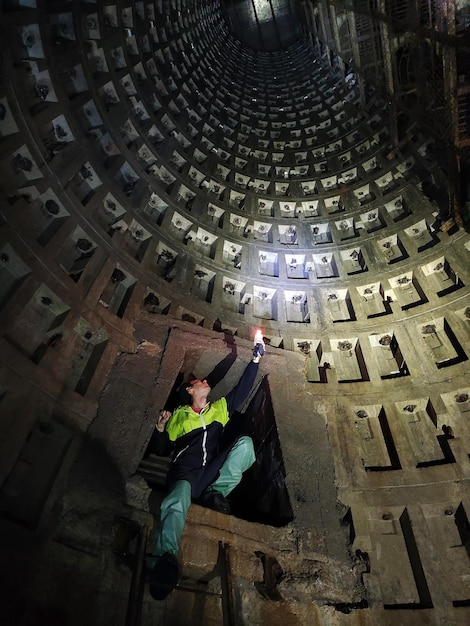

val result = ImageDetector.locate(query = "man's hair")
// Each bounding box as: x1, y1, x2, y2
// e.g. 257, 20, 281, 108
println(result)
178, 373, 196, 405
178, 382, 191, 405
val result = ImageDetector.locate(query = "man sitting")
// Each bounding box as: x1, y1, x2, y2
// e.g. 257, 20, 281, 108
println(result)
146, 331, 265, 600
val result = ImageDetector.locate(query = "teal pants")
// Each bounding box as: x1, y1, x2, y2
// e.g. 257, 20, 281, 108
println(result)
150, 436, 255, 561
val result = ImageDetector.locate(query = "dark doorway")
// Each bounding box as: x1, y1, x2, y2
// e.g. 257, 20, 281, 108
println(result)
222, 376, 294, 527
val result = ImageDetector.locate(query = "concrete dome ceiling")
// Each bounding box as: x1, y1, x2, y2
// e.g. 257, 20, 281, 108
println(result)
0, 1, 470, 624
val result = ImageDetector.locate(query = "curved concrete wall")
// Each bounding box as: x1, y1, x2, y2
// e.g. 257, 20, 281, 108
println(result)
0, 1, 469, 625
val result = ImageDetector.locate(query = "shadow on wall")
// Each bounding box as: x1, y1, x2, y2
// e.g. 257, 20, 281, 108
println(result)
0, 435, 131, 626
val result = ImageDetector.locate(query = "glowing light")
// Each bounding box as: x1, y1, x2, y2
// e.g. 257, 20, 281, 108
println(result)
254, 328, 264, 343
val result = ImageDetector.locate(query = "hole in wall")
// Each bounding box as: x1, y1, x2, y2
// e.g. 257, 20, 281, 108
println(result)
222, 376, 294, 527
143, 366, 293, 528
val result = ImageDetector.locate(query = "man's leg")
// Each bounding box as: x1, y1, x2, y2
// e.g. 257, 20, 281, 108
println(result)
148, 480, 191, 601
153, 479, 191, 557
210, 435, 255, 497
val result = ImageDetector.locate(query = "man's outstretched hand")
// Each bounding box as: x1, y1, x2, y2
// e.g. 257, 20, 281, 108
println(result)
156, 409, 172, 432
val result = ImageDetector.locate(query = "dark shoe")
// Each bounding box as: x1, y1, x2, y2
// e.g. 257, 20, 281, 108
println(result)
197, 489, 231, 514
148, 552, 180, 601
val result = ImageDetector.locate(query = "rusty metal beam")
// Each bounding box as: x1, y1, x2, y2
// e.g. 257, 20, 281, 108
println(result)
377, 0, 399, 149
346, 9, 367, 106
125, 524, 149, 626
219, 542, 236, 626
442, 0, 462, 223
328, 3, 346, 77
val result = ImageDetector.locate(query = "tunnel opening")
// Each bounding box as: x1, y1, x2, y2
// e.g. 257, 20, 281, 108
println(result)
220, 0, 304, 52
221, 375, 294, 527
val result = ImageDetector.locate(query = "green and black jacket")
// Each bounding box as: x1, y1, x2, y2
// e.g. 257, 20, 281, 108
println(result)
149, 360, 259, 498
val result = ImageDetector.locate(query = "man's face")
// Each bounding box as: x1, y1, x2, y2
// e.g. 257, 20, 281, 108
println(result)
187, 379, 211, 398
188, 379, 210, 390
